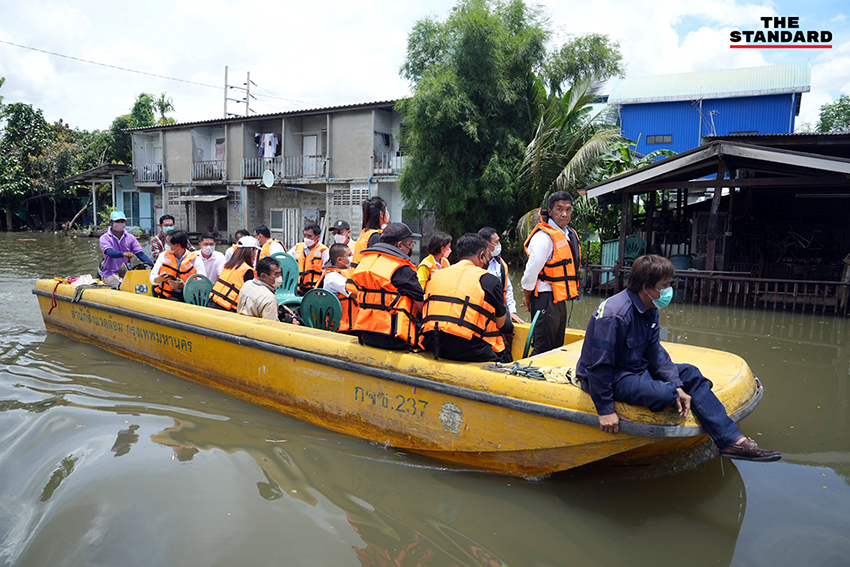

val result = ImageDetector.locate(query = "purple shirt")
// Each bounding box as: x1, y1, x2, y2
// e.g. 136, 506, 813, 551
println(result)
99, 230, 143, 279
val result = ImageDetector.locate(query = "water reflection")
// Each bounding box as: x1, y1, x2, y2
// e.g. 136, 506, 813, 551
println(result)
111, 425, 140, 457
39, 454, 78, 502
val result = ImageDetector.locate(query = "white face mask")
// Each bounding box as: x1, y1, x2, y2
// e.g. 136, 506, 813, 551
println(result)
333, 233, 347, 244
202, 245, 215, 256
304, 237, 317, 248
112, 222, 125, 232
492, 244, 502, 257
165, 244, 174, 253
273, 276, 283, 289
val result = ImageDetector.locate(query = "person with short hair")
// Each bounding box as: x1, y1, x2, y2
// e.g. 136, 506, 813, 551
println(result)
209, 236, 259, 311
198, 232, 225, 285
254, 224, 287, 263
150, 229, 206, 301
150, 214, 194, 261
351, 196, 389, 268
521, 191, 581, 355
224, 229, 250, 262
291, 223, 330, 295
577, 254, 781, 462
421, 233, 513, 363
237, 256, 282, 321
417, 231, 452, 291
479, 227, 524, 325
99, 211, 153, 289
349, 222, 423, 350
331, 219, 355, 251
318, 243, 358, 332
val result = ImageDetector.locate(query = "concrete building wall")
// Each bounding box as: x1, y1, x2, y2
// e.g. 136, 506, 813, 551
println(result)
163, 129, 192, 182
226, 123, 243, 178
329, 110, 372, 178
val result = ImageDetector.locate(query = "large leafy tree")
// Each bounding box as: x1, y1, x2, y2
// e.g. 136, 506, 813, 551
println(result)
0, 102, 51, 230
817, 94, 850, 132
544, 33, 623, 95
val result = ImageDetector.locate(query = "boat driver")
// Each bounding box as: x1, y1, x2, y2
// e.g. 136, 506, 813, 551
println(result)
576, 254, 781, 462
99, 211, 153, 289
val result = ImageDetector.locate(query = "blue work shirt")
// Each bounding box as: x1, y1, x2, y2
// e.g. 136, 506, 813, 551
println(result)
576, 289, 682, 415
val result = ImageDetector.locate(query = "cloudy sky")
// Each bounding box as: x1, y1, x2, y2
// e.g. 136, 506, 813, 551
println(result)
0, 0, 847, 132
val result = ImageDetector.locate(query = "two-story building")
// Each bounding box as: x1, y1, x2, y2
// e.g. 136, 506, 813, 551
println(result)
126, 100, 406, 246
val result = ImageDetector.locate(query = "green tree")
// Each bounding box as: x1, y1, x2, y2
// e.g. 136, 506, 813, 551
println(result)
155, 92, 176, 125
0, 103, 51, 230
817, 94, 850, 132
544, 33, 623, 95
129, 93, 157, 129
107, 115, 133, 164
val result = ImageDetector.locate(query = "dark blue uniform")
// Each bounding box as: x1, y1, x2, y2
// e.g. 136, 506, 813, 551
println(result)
577, 289, 741, 449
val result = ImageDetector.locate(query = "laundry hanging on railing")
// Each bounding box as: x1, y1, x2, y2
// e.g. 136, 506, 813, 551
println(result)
254, 133, 280, 158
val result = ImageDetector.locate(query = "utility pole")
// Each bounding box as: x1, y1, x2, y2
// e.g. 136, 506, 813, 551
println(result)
223, 68, 256, 117
223, 66, 229, 118
246, 71, 252, 116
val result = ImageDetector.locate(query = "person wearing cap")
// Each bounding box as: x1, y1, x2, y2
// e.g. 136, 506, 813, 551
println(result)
224, 229, 250, 262
254, 224, 286, 264
209, 236, 260, 311
198, 232, 225, 285
99, 211, 153, 289
150, 214, 194, 262
291, 223, 330, 295
420, 233, 513, 363
330, 220, 355, 252
349, 222, 424, 350
150, 229, 207, 301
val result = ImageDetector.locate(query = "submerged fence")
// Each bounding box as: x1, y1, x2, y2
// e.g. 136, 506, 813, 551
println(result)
587, 265, 850, 317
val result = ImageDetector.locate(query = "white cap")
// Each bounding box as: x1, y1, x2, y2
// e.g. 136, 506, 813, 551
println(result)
237, 236, 262, 249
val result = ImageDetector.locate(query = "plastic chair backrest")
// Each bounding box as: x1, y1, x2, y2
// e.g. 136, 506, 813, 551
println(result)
300, 288, 342, 332
522, 310, 542, 359
669, 254, 691, 271
183, 274, 213, 306
623, 235, 645, 265
271, 252, 303, 307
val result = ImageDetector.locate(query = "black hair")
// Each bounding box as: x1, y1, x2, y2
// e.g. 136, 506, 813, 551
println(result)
477, 227, 497, 242
256, 256, 280, 277
199, 232, 217, 243
362, 196, 388, 230
627, 255, 675, 293
329, 243, 351, 265
541, 191, 573, 222
426, 231, 452, 256
224, 246, 255, 270
159, 214, 175, 226
254, 225, 271, 239
234, 229, 250, 241
166, 230, 189, 249
304, 223, 321, 236
455, 233, 488, 259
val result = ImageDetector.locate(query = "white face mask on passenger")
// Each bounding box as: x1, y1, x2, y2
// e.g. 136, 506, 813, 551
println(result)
304, 237, 317, 248
333, 234, 347, 244
273, 276, 283, 289
202, 245, 215, 256
492, 244, 501, 257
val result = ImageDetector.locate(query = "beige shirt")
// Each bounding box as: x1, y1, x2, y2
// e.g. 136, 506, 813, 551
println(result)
237, 279, 278, 321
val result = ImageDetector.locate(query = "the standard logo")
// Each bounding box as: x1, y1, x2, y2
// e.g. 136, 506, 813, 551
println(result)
730, 17, 832, 49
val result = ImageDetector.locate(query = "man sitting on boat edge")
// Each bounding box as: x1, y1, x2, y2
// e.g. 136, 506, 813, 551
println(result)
576, 254, 781, 462
420, 233, 513, 363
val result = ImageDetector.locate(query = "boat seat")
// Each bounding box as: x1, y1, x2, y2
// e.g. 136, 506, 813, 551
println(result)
300, 288, 342, 332
271, 252, 303, 308
183, 274, 213, 306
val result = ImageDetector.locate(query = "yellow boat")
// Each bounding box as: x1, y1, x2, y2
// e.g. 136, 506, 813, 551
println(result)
32, 277, 763, 477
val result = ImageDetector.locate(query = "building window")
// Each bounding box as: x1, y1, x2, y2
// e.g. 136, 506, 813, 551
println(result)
647, 135, 672, 144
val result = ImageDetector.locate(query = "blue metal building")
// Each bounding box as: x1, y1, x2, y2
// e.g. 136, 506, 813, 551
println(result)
607, 63, 811, 156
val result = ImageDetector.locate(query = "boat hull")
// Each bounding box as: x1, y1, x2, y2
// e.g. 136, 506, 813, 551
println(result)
33, 280, 761, 477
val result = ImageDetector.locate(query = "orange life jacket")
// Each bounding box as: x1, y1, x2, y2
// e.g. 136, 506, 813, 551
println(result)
259, 238, 287, 262
421, 260, 505, 353
154, 250, 199, 298
209, 262, 253, 311
523, 222, 581, 302
317, 266, 358, 332
292, 242, 329, 295
418, 254, 450, 290
351, 228, 381, 268
349, 249, 417, 347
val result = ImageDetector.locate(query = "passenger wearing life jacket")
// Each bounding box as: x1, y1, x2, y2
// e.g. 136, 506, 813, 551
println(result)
521, 191, 582, 355
209, 236, 260, 311
291, 223, 330, 295
349, 222, 424, 350
150, 229, 207, 301
330, 219, 356, 253
351, 196, 388, 268
318, 243, 358, 332
254, 224, 287, 265
421, 233, 513, 363
478, 227, 524, 325
417, 231, 452, 291
224, 229, 250, 263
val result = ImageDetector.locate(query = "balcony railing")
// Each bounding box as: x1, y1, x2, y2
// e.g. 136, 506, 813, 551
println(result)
242, 156, 282, 179
373, 151, 406, 175
135, 163, 163, 183
192, 160, 226, 181
283, 155, 327, 178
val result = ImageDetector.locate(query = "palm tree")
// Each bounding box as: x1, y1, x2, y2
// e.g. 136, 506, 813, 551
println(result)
155, 93, 176, 125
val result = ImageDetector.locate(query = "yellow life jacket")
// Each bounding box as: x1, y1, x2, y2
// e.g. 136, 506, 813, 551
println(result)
292, 242, 329, 295
417, 254, 450, 291
523, 222, 581, 302
209, 262, 253, 311
421, 260, 505, 353
154, 251, 199, 298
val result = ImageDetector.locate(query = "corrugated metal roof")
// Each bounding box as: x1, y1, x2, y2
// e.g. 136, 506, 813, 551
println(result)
608, 63, 810, 105
127, 99, 400, 132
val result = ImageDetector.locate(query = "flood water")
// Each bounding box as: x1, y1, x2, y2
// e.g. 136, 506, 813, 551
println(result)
1, 232, 848, 567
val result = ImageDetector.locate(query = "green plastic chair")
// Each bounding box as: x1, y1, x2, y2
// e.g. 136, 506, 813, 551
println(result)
300, 288, 342, 332
623, 234, 646, 267
522, 310, 542, 359
183, 274, 213, 306
271, 252, 303, 309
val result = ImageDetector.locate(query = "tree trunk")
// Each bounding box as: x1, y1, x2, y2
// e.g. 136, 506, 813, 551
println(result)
65, 202, 89, 235
52, 199, 58, 232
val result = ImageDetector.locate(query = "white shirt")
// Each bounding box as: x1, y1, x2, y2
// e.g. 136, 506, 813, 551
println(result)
488, 257, 517, 313
149, 249, 207, 285
521, 218, 571, 293
264, 240, 286, 256
200, 250, 226, 285
321, 269, 350, 297
224, 245, 237, 262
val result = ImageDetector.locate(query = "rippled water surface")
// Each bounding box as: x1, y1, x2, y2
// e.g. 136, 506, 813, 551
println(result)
1, 232, 848, 566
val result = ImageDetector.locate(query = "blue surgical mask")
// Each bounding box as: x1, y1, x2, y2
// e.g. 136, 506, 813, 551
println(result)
653, 286, 674, 309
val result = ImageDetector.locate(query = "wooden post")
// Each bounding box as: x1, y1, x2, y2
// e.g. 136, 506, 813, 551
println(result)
646, 190, 656, 253
705, 160, 727, 272
616, 191, 629, 291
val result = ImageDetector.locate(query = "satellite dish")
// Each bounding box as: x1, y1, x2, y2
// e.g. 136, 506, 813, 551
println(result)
262, 169, 274, 188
